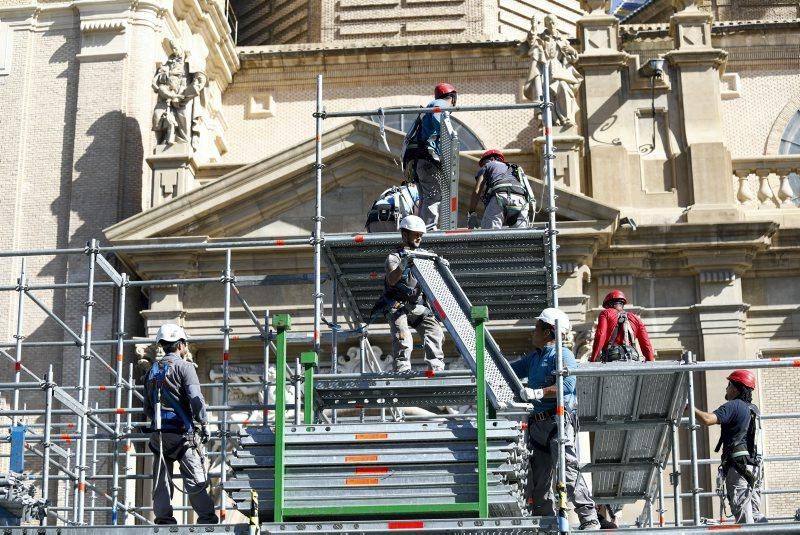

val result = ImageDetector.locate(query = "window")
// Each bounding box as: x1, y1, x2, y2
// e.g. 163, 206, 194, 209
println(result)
368, 114, 484, 151
779, 110, 800, 154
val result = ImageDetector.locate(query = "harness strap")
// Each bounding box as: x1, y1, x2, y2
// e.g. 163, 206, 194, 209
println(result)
149, 361, 194, 433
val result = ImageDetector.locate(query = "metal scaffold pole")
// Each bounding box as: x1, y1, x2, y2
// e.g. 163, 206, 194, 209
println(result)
220, 248, 233, 522
12, 257, 26, 424
111, 272, 127, 524
41, 363, 54, 526
684, 351, 702, 525
670, 420, 683, 526
262, 309, 270, 427
77, 239, 99, 524
313, 74, 324, 356
123, 363, 135, 524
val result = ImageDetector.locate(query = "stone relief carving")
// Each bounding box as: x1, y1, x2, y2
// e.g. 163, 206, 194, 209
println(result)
152, 40, 208, 149
573, 324, 596, 363
517, 14, 583, 128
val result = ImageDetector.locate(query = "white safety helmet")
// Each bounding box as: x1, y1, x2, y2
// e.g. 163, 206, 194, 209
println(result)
399, 215, 427, 234
155, 323, 187, 344
535, 308, 571, 335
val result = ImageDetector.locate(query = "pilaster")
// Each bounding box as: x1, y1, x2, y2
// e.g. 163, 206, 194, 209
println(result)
575, 10, 630, 207
663, 6, 738, 223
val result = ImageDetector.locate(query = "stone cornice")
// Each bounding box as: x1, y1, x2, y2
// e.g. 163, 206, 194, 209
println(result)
576, 52, 631, 69
170, 0, 239, 87
233, 43, 527, 88
664, 48, 728, 69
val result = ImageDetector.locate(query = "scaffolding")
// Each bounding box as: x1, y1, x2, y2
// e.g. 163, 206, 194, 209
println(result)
0, 71, 795, 535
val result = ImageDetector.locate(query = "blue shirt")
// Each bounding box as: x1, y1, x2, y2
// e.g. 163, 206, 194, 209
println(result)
510, 344, 577, 414
420, 99, 450, 160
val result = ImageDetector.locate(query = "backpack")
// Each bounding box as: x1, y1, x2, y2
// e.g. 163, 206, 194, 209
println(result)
401, 113, 426, 170
600, 311, 641, 362
365, 184, 419, 233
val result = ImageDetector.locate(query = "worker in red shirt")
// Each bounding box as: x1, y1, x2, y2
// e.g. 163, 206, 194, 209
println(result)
591, 290, 655, 362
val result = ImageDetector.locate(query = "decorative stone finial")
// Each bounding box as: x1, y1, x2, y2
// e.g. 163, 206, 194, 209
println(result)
581, 0, 611, 15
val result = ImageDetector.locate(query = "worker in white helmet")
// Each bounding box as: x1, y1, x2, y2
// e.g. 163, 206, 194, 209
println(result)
143, 324, 218, 525
377, 215, 445, 372
510, 308, 599, 530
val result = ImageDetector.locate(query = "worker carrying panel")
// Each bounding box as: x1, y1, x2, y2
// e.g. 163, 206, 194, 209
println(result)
408, 251, 525, 410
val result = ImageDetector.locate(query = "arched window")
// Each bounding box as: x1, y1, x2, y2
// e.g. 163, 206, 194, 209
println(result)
779, 111, 800, 207
779, 110, 800, 154
368, 114, 484, 151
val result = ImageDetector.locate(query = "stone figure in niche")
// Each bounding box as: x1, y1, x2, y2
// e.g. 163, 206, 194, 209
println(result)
152, 41, 208, 147
517, 14, 583, 127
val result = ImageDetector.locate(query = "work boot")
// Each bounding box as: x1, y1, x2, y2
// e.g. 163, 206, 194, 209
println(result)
579, 520, 601, 531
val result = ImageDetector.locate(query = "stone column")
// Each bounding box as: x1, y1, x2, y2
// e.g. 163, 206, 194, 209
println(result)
576, 7, 631, 206
664, 3, 739, 223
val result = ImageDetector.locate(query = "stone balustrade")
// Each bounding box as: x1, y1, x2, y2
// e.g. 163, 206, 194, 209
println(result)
732, 155, 800, 208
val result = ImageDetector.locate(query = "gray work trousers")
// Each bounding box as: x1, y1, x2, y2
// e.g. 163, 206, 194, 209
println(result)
724, 463, 765, 524
150, 432, 217, 525
413, 159, 442, 230
481, 192, 529, 230
389, 305, 445, 372
527, 413, 598, 524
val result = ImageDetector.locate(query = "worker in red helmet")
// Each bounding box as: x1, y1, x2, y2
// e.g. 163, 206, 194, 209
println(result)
400, 83, 458, 230
590, 290, 655, 362
466, 149, 533, 229
694, 370, 765, 524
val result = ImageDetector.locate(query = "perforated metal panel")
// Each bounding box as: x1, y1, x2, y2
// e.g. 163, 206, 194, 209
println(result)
439, 112, 459, 230
324, 230, 549, 323
576, 362, 688, 503
411, 256, 524, 410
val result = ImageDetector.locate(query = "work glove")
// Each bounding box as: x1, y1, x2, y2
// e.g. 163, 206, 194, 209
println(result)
521, 387, 544, 402
467, 212, 479, 229
198, 424, 210, 445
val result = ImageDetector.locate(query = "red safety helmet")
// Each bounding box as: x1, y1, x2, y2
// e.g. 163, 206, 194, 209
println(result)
602, 290, 627, 308
434, 83, 457, 101
479, 149, 505, 166
727, 369, 756, 390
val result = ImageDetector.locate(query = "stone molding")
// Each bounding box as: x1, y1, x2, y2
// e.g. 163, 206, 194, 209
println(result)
698, 270, 736, 283
597, 273, 633, 287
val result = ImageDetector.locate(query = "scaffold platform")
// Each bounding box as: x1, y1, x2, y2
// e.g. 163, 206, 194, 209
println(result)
313, 371, 477, 409
323, 229, 549, 323
576, 361, 689, 504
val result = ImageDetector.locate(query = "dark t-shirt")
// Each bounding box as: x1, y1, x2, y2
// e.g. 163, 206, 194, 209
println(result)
476, 161, 516, 200
713, 398, 751, 453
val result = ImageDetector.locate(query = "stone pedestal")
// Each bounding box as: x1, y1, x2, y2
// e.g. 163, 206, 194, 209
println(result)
576, 12, 619, 55
147, 143, 198, 207
534, 134, 585, 195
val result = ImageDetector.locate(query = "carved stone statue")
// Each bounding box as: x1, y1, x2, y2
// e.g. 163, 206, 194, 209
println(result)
152, 41, 207, 147
517, 14, 583, 127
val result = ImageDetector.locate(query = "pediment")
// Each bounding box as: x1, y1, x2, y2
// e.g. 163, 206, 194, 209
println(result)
105, 119, 619, 242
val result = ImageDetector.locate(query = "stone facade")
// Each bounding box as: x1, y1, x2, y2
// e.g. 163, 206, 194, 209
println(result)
1, 0, 800, 526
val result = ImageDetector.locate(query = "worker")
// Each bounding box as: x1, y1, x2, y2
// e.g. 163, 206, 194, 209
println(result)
379, 215, 445, 372
401, 83, 458, 230
466, 149, 531, 229
143, 324, 218, 525
694, 370, 766, 524
591, 290, 654, 362
510, 308, 600, 530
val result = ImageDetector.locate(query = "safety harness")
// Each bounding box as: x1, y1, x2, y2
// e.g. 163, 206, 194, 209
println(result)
600, 311, 641, 362
365, 184, 419, 231
370, 249, 432, 327
715, 403, 763, 522
148, 359, 194, 434
715, 403, 762, 488
482, 163, 531, 227
401, 113, 432, 171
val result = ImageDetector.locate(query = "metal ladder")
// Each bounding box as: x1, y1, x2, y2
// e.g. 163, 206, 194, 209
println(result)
410, 253, 525, 410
